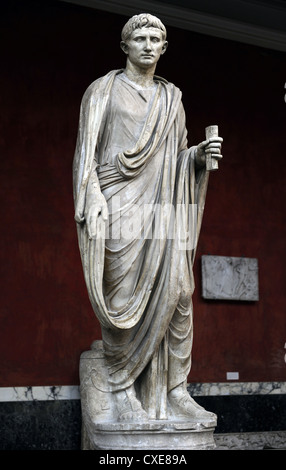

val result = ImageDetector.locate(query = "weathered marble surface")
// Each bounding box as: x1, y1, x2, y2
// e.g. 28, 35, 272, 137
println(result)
73, 13, 222, 449
81, 420, 216, 450
201, 255, 259, 301
80, 341, 216, 450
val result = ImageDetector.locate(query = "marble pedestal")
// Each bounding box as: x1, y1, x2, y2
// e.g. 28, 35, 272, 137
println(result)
80, 341, 216, 450
81, 420, 216, 450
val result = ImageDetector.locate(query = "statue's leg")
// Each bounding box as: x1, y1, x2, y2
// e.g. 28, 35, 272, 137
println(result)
113, 385, 148, 422
167, 300, 216, 421
101, 326, 148, 422
167, 300, 193, 393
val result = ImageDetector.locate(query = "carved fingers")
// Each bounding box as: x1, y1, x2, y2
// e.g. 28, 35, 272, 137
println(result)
204, 137, 223, 161
85, 195, 108, 240
195, 137, 223, 168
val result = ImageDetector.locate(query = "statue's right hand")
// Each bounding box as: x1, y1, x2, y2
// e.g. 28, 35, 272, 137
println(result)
85, 193, 108, 240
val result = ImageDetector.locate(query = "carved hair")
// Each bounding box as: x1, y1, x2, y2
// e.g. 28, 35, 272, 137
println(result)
121, 13, 167, 41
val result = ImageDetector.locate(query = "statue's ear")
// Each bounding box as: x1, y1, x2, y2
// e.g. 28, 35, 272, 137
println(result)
120, 41, 129, 55
161, 40, 168, 55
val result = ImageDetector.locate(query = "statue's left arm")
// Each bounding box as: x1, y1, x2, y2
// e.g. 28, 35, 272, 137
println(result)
176, 100, 223, 172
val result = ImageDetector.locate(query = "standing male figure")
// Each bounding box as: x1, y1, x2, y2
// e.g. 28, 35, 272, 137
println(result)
73, 14, 222, 422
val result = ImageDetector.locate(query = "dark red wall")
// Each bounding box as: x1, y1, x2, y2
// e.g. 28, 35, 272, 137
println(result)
1, 0, 286, 386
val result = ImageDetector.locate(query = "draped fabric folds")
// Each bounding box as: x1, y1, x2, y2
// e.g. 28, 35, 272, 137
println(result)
73, 70, 209, 404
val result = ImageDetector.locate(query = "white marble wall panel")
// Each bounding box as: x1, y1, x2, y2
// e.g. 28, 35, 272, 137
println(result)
0, 385, 80, 402
0, 382, 285, 402
188, 381, 286, 396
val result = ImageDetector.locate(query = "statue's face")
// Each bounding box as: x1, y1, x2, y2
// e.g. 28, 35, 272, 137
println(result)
122, 27, 168, 69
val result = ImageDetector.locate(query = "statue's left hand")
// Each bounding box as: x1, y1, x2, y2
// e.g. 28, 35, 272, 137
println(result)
195, 137, 223, 167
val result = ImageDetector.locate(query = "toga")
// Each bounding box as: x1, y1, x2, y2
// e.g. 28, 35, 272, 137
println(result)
73, 69, 209, 418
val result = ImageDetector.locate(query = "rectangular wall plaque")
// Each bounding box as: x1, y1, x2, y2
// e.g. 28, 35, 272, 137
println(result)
201, 255, 259, 301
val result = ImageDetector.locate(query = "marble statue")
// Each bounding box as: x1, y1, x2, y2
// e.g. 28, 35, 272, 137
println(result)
73, 13, 223, 449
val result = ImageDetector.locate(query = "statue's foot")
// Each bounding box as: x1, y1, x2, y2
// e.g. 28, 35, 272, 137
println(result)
114, 385, 148, 422
168, 384, 216, 421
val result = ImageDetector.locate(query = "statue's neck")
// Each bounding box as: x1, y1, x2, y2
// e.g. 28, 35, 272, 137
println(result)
124, 61, 156, 88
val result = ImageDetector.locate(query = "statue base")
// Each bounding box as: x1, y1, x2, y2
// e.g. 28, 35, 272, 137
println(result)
81, 419, 216, 450
80, 341, 216, 450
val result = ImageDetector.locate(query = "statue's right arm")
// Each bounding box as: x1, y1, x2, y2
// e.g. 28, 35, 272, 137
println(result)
74, 76, 111, 234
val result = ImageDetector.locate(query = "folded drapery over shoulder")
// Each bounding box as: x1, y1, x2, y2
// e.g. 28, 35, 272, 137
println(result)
73, 70, 209, 391
73, 70, 121, 223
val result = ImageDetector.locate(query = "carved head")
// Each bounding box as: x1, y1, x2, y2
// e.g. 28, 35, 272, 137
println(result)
121, 13, 167, 42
